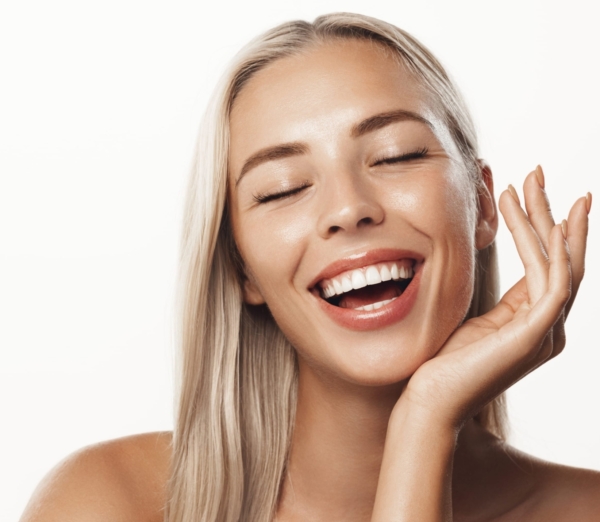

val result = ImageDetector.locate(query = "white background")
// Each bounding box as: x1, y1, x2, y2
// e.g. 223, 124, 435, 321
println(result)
2, 0, 599, 519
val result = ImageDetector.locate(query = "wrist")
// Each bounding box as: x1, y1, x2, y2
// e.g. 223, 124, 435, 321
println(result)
373, 394, 457, 522
389, 394, 460, 442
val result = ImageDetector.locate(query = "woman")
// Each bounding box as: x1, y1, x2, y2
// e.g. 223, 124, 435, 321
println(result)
20, 12, 599, 522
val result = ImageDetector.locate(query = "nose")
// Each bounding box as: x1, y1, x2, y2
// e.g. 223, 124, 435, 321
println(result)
316, 172, 385, 238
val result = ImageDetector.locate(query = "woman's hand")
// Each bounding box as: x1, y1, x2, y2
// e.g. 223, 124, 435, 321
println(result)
397, 166, 591, 432
371, 167, 590, 522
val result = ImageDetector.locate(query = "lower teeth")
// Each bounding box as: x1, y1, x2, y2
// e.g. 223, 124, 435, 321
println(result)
353, 296, 398, 311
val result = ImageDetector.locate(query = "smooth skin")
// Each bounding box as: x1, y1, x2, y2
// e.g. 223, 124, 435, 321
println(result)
20, 39, 599, 522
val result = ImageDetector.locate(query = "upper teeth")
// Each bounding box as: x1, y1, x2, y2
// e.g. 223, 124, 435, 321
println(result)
320, 260, 414, 299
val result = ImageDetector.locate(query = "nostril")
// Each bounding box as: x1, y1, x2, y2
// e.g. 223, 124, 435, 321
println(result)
318, 198, 385, 238
327, 216, 376, 235
357, 216, 374, 227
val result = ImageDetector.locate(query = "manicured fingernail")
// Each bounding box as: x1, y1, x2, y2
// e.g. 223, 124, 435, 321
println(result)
586, 192, 592, 214
508, 184, 520, 204
535, 165, 545, 188
561, 219, 568, 238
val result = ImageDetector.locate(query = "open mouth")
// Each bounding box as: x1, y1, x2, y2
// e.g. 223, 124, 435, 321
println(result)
315, 259, 415, 312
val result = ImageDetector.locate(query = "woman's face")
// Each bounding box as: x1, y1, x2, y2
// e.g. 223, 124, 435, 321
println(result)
228, 39, 494, 386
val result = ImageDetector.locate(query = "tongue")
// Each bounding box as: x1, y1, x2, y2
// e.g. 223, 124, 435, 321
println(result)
338, 281, 402, 309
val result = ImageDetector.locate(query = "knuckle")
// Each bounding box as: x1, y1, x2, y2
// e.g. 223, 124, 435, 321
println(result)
556, 286, 571, 305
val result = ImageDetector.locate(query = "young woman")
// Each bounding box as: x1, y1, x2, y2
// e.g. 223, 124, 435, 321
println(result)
20, 12, 599, 522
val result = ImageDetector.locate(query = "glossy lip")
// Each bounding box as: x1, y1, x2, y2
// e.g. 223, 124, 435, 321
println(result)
312, 263, 423, 331
307, 248, 425, 290
307, 248, 425, 331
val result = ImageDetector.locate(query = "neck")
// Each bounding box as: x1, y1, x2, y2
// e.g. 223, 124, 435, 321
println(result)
276, 360, 498, 522
277, 360, 406, 520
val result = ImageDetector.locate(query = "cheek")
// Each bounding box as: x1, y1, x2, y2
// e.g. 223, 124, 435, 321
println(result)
234, 209, 312, 299
234, 211, 323, 355
385, 172, 477, 333
420, 174, 477, 327
386, 171, 476, 247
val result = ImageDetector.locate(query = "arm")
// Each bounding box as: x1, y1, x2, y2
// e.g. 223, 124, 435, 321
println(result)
371, 405, 456, 522
372, 167, 590, 521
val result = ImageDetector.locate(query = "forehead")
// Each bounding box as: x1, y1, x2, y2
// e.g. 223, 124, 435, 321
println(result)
229, 39, 436, 173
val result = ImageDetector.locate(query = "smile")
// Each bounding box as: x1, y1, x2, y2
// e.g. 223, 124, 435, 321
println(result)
318, 259, 414, 311
309, 249, 423, 331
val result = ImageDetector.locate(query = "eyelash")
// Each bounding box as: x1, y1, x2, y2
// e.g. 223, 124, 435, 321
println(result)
253, 181, 312, 204
372, 146, 429, 166
252, 147, 429, 204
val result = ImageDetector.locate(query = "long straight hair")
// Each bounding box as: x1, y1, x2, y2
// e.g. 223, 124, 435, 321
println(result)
165, 13, 507, 522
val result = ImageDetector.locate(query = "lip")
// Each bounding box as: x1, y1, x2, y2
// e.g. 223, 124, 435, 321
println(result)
307, 247, 425, 332
312, 262, 422, 331
307, 248, 425, 290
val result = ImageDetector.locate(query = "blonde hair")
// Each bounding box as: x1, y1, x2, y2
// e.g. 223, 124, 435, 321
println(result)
166, 12, 507, 522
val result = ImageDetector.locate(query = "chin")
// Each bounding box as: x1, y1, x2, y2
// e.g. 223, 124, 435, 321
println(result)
300, 333, 441, 389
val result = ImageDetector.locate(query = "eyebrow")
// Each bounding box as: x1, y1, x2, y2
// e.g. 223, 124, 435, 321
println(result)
235, 109, 432, 187
236, 142, 308, 187
350, 109, 432, 138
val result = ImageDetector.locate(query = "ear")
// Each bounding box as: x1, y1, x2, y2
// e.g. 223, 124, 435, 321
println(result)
242, 273, 266, 306
475, 160, 498, 250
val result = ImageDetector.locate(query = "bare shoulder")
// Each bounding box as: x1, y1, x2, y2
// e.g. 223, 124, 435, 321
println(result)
20, 431, 172, 522
529, 459, 600, 520
500, 444, 600, 521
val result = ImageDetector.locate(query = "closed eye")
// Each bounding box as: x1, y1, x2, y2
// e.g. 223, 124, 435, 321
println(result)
372, 147, 429, 166
253, 181, 311, 204
252, 147, 428, 203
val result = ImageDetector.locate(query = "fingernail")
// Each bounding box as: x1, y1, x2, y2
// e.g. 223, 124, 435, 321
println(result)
561, 219, 568, 238
535, 165, 545, 188
586, 192, 592, 214
508, 184, 520, 204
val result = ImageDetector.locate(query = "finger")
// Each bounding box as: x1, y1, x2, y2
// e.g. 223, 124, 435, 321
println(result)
526, 223, 572, 335
451, 226, 570, 405
482, 277, 527, 328
524, 310, 565, 377
551, 312, 566, 358
523, 166, 555, 254
493, 224, 570, 372
565, 195, 590, 317
499, 187, 550, 304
